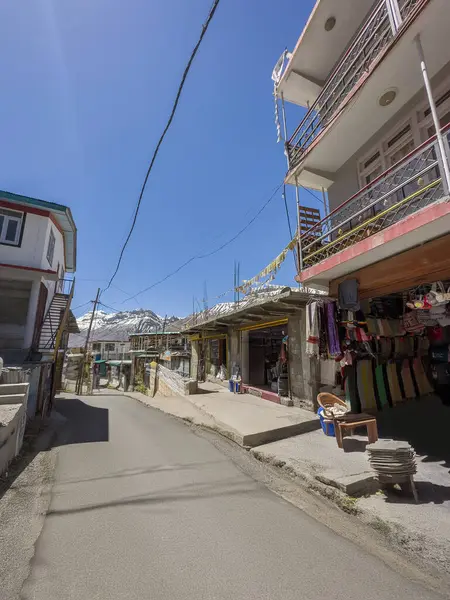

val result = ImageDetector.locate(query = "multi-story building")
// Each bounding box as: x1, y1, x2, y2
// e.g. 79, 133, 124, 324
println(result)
275, 0, 450, 296
129, 331, 191, 384
89, 339, 131, 361
0, 189, 77, 364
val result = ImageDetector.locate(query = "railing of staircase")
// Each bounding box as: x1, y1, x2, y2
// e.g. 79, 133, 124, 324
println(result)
57, 278, 74, 296
52, 278, 75, 361
298, 128, 449, 271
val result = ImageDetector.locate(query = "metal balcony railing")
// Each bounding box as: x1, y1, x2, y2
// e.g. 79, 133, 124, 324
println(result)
299, 129, 450, 271
287, 0, 427, 172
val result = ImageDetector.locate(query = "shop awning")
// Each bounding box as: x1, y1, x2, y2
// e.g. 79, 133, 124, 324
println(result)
184, 287, 323, 335
106, 360, 132, 366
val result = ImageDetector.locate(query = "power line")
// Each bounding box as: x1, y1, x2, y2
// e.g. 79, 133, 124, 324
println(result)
103, 0, 222, 293
282, 184, 294, 239
71, 300, 93, 313
119, 182, 284, 304
300, 184, 326, 208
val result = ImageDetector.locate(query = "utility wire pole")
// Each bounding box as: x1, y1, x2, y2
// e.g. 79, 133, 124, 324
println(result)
76, 288, 101, 395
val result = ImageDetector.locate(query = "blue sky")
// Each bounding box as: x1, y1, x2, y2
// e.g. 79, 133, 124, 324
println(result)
0, 0, 318, 317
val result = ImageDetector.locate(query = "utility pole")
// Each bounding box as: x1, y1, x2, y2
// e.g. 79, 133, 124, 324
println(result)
76, 288, 101, 395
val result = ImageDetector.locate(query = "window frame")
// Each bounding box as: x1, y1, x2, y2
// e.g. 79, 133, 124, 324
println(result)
46, 228, 56, 267
0, 208, 25, 247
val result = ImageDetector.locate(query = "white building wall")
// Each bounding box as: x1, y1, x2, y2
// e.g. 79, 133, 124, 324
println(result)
39, 218, 65, 273
0, 211, 65, 273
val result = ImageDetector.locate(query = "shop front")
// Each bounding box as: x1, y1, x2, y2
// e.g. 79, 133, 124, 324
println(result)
239, 319, 289, 403
190, 333, 228, 384
311, 252, 450, 462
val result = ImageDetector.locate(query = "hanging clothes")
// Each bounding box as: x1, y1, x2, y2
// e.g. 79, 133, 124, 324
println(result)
344, 364, 360, 413
326, 302, 340, 357
386, 361, 402, 405
357, 360, 377, 411
318, 304, 328, 358
338, 279, 360, 310
375, 364, 389, 409
306, 302, 319, 356
401, 359, 416, 399
412, 357, 434, 396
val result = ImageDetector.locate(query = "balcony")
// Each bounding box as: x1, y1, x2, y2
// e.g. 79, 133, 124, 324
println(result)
297, 127, 450, 285
287, 0, 427, 174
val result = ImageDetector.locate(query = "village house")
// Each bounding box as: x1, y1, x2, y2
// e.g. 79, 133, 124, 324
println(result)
269, 0, 450, 484
0, 189, 77, 472
129, 329, 190, 389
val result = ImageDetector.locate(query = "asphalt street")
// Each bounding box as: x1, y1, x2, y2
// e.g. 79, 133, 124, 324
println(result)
19, 394, 443, 599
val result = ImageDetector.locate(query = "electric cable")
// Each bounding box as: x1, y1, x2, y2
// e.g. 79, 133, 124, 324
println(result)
103, 0, 222, 293
118, 182, 283, 304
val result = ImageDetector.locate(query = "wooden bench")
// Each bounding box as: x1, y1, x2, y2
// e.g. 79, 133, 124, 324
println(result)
334, 413, 378, 449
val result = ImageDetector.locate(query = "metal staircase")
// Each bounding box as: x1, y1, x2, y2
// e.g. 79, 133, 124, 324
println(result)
38, 278, 75, 359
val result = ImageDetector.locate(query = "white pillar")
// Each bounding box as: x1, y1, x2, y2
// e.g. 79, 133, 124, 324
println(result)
415, 35, 450, 193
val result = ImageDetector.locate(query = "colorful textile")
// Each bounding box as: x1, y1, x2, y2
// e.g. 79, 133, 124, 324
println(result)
366, 318, 378, 335
386, 362, 402, 405
326, 302, 340, 357
413, 358, 434, 395
318, 304, 328, 358
356, 360, 377, 411
375, 365, 389, 408
306, 302, 319, 356
401, 359, 416, 399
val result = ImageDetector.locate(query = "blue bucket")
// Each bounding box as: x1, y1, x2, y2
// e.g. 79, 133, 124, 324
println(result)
318, 407, 335, 437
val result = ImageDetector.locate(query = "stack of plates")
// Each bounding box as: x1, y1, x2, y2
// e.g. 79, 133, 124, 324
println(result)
366, 440, 416, 482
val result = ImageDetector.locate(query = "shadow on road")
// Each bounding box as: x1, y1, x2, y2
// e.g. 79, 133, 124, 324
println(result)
55, 396, 109, 445
0, 396, 109, 502
46, 477, 259, 517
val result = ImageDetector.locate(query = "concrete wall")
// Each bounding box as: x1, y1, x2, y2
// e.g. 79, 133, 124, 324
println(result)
328, 62, 450, 211
0, 383, 29, 476
287, 313, 317, 411
190, 340, 199, 380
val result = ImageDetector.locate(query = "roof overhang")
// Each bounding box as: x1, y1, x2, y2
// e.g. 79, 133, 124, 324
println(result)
184, 288, 325, 335
276, 0, 375, 106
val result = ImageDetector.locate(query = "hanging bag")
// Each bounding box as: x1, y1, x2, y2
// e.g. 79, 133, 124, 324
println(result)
403, 311, 425, 334
428, 282, 450, 306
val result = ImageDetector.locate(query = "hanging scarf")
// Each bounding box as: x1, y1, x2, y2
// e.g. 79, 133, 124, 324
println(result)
306, 302, 319, 356
326, 302, 341, 357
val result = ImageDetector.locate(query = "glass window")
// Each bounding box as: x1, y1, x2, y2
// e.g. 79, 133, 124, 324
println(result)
0, 208, 23, 245
47, 229, 56, 266
105, 343, 115, 351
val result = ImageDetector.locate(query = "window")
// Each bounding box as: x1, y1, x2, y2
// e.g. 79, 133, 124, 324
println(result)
92, 343, 101, 352
105, 343, 115, 351
0, 208, 24, 246
47, 229, 56, 266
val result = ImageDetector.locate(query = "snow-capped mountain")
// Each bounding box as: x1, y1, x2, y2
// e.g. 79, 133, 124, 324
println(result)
70, 309, 186, 346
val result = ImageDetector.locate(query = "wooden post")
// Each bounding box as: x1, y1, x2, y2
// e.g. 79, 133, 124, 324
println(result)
76, 288, 100, 395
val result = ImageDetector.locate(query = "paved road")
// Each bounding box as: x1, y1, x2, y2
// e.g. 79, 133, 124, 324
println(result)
21, 394, 442, 599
